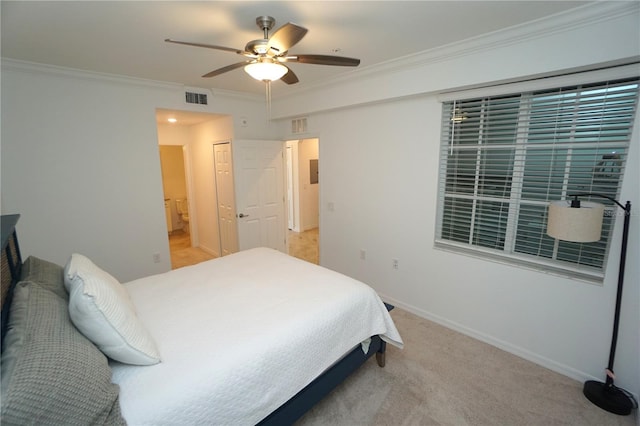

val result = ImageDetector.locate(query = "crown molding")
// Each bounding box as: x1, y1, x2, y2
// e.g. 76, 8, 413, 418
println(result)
3, 2, 636, 105
1, 58, 263, 102
274, 1, 640, 102
1, 58, 179, 90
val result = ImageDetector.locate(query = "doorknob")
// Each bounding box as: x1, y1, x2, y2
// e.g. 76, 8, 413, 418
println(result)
237, 213, 249, 218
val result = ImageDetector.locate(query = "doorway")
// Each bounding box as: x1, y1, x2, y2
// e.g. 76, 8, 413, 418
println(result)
156, 108, 230, 268
285, 138, 319, 264
155, 109, 296, 265
159, 145, 215, 269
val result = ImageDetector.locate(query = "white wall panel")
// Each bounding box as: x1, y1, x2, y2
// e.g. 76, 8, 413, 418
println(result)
1, 62, 270, 281
275, 3, 640, 398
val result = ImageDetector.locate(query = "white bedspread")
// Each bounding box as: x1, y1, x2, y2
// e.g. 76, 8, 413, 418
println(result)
110, 247, 402, 426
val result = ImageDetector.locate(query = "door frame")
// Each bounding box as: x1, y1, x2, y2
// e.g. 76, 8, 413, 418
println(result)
286, 141, 300, 232
182, 143, 197, 245
285, 137, 321, 263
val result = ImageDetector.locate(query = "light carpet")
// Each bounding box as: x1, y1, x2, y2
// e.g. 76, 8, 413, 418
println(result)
297, 308, 636, 426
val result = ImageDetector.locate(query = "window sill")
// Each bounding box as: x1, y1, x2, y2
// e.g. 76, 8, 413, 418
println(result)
433, 240, 605, 285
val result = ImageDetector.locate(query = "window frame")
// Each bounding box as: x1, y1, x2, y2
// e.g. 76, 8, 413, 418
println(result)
434, 66, 639, 283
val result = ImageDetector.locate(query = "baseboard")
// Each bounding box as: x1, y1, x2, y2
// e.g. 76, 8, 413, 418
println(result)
379, 293, 602, 385
382, 294, 640, 411
198, 245, 219, 258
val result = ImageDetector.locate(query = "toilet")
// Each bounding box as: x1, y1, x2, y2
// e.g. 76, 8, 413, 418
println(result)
176, 199, 190, 233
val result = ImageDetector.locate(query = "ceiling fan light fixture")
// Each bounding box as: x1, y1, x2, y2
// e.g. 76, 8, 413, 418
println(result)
244, 61, 288, 82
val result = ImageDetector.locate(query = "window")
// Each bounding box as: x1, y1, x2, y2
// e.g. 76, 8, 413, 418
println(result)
436, 77, 639, 282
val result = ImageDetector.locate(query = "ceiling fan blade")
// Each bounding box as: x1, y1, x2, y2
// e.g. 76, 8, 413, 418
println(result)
165, 39, 250, 56
281, 67, 299, 85
267, 23, 308, 54
284, 54, 360, 67
202, 62, 248, 78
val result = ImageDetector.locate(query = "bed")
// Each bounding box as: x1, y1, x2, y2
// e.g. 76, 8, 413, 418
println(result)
0, 214, 403, 425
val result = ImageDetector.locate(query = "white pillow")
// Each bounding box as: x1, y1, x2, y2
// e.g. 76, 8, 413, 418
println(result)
64, 254, 161, 365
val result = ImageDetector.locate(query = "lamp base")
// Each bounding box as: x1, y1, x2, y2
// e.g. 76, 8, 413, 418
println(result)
583, 380, 633, 415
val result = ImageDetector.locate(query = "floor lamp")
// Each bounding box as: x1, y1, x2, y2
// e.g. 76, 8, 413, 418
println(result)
547, 193, 637, 416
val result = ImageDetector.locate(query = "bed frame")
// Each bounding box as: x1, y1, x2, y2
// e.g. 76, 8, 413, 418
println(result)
259, 328, 389, 425
0, 214, 390, 425
1, 214, 22, 344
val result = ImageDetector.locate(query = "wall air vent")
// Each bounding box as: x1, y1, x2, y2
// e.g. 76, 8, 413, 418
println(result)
185, 91, 208, 105
291, 117, 308, 134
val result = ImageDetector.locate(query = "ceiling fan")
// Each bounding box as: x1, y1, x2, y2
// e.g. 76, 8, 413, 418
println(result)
165, 16, 361, 84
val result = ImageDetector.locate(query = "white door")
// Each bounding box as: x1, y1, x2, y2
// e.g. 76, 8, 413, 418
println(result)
214, 143, 238, 256
233, 139, 286, 252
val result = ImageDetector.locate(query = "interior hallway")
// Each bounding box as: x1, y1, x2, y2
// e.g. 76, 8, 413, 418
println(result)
287, 228, 319, 264
169, 227, 319, 269
168, 230, 215, 269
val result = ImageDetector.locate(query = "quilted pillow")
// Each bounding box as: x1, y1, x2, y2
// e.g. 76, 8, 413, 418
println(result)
20, 256, 68, 300
64, 253, 161, 365
0, 282, 126, 425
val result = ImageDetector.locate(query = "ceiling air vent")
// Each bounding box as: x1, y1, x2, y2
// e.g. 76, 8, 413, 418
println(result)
185, 91, 208, 105
291, 117, 308, 134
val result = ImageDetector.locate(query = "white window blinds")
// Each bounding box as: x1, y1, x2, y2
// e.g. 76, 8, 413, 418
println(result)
436, 77, 639, 281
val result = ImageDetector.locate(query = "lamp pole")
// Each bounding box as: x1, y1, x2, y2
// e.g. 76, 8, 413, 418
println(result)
568, 193, 635, 415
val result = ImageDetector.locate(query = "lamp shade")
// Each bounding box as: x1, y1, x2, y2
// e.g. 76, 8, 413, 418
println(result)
244, 61, 288, 81
547, 200, 605, 242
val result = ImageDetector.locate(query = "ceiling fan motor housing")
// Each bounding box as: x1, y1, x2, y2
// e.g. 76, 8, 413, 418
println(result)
245, 39, 270, 55
256, 16, 276, 36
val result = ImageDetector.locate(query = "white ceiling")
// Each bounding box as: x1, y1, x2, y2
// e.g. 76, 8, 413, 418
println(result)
2, 0, 594, 100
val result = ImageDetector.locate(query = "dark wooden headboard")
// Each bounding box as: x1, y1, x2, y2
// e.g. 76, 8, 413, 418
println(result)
1, 214, 22, 345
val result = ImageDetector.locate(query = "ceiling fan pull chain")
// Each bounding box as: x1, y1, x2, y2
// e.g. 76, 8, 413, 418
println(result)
265, 80, 272, 122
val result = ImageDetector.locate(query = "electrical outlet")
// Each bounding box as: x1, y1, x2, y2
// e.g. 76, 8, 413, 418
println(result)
153, 253, 161, 263
392, 258, 399, 270
360, 249, 366, 260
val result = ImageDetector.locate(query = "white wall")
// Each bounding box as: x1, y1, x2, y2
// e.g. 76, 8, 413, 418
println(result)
1, 61, 271, 282
157, 122, 191, 146
188, 117, 235, 257
298, 138, 319, 231
273, 2, 640, 398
